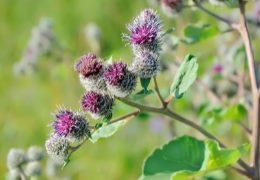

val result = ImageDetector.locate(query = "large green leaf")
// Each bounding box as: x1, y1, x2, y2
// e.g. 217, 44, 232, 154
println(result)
89, 120, 127, 143
141, 136, 249, 180
170, 54, 198, 98
183, 24, 219, 44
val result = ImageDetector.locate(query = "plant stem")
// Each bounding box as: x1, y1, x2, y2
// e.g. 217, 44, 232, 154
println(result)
18, 166, 27, 180
153, 77, 167, 108
193, 0, 233, 26
69, 110, 140, 152
236, 1, 259, 179
117, 97, 252, 176
108, 110, 140, 124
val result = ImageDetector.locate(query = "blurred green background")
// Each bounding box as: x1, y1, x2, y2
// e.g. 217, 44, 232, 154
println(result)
0, 0, 257, 179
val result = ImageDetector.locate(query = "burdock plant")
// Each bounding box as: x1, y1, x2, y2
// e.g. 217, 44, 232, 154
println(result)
45, 1, 260, 179
6, 146, 44, 179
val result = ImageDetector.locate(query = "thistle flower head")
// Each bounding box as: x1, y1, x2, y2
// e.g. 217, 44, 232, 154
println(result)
130, 24, 157, 45
25, 161, 42, 177
104, 62, 136, 97
212, 64, 223, 73
162, 0, 182, 9
79, 74, 107, 93
131, 50, 160, 78
81, 91, 114, 119
7, 148, 27, 170
75, 53, 103, 78
125, 8, 162, 53
45, 134, 69, 164
27, 146, 44, 161
161, 0, 183, 18
52, 108, 90, 141
104, 62, 127, 86
7, 168, 22, 180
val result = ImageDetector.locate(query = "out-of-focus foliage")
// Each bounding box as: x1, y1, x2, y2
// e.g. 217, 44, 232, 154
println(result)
0, 0, 258, 179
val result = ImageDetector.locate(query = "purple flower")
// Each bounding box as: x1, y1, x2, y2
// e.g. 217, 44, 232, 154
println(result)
130, 24, 157, 45
162, 0, 182, 9
125, 8, 162, 54
75, 53, 107, 93
75, 53, 103, 78
81, 91, 114, 119
104, 62, 127, 86
53, 108, 90, 141
212, 64, 223, 74
104, 62, 136, 97
161, 0, 183, 18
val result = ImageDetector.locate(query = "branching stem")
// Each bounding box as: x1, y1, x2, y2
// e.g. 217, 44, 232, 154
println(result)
117, 97, 252, 176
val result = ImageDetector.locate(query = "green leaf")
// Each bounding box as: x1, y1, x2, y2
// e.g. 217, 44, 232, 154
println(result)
222, 103, 247, 121
129, 89, 154, 100
103, 112, 113, 123
183, 24, 219, 44
225, 0, 239, 8
140, 78, 151, 91
141, 136, 249, 180
162, 27, 175, 37
89, 120, 127, 143
94, 122, 103, 129
170, 54, 198, 98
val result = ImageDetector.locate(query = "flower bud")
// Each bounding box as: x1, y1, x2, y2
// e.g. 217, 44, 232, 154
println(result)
7, 168, 21, 180
7, 149, 27, 170
104, 62, 136, 97
45, 134, 69, 164
25, 161, 42, 177
131, 50, 160, 78
52, 108, 90, 142
27, 146, 44, 161
75, 53, 107, 93
124, 8, 162, 54
81, 91, 114, 119
212, 64, 223, 74
161, 0, 183, 18
46, 158, 61, 177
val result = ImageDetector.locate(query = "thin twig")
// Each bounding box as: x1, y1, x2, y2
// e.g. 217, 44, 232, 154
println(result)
196, 79, 222, 104
231, 166, 252, 178
69, 110, 140, 152
108, 110, 140, 124
239, 122, 252, 137
18, 166, 27, 180
193, 0, 233, 26
153, 77, 167, 108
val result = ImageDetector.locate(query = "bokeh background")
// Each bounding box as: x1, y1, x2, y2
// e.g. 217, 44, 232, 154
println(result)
0, 0, 258, 179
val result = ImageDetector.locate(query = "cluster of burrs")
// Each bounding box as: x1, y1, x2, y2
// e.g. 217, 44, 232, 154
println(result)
45, 8, 163, 165
13, 17, 59, 75
6, 146, 44, 179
